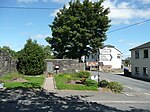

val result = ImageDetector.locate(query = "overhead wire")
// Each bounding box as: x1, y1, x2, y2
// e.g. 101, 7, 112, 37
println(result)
0, 6, 150, 33
0, 6, 149, 10
107, 19, 150, 33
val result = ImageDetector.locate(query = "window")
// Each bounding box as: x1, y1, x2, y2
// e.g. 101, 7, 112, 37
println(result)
92, 54, 94, 58
135, 50, 139, 59
135, 67, 139, 75
117, 54, 121, 59
143, 67, 148, 76
144, 49, 148, 58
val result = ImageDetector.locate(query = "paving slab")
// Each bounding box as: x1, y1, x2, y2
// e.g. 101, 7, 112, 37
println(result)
43, 77, 55, 91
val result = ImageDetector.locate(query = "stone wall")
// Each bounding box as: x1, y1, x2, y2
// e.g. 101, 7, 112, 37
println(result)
0, 50, 17, 76
45, 59, 84, 74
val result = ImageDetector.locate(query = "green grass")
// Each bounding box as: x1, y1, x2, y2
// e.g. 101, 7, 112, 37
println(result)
0, 73, 24, 81
0, 73, 44, 89
55, 75, 98, 91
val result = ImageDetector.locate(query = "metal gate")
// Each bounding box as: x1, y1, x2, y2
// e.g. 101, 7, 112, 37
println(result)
47, 62, 53, 73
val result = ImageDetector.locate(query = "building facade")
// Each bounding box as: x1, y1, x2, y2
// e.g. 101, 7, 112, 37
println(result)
130, 41, 150, 81
86, 45, 122, 70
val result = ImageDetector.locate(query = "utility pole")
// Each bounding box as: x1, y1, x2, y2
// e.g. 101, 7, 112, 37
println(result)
97, 48, 100, 87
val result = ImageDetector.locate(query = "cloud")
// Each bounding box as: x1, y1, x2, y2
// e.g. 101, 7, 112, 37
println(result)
50, 9, 60, 17
118, 38, 140, 47
17, 0, 38, 3
17, 0, 48, 3
118, 39, 125, 43
50, 3, 69, 17
50, 0, 150, 24
32, 34, 50, 39
122, 52, 131, 59
52, 0, 69, 4
139, 0, 150, 4
102, 0, 150, 25
127, 42, 140, 48
26, 22, 34, 26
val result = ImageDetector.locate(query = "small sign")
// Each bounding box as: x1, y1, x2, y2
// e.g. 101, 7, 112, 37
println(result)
100, 54, 112, 61
55, 65, 59, 70
101, 49, 111, 54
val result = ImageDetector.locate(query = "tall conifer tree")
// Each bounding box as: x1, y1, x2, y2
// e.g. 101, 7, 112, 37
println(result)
18, 39, 46, 75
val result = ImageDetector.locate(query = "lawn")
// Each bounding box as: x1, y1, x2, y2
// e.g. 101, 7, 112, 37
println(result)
54, 73, 98, 91
0, 73, 45, 89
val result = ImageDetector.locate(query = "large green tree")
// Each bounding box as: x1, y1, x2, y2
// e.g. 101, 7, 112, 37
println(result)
46, 0, 111, 61
17, 39, 46, 75
43, 45, 54, 59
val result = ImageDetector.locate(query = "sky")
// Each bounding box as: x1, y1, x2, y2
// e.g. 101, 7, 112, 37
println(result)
0, 0, 150, 59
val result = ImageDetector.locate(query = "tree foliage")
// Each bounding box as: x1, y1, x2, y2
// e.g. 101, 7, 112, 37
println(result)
124, 57, 131, 67
17, 39, 46, 75
43, 45, 54, 59
46, 0, 111, 60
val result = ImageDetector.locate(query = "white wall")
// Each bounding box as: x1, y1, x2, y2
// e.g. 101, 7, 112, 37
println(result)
99, 47, 122, 69
86, 46, 122, 69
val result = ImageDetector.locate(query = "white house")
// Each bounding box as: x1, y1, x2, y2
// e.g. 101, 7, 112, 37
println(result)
130, 41, 150, 81
86, 45, 122, 70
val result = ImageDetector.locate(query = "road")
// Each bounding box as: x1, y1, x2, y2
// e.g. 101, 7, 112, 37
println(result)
89, 71, 150, 111
0, 72, 150, 111
91, 71, 150, 95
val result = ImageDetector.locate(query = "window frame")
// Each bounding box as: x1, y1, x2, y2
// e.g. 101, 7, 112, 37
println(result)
143, 49, 148, 58
135, 67, 139, 75
135, 50, 139, 59
117, 54, 121, 59
143, 67, 148, 76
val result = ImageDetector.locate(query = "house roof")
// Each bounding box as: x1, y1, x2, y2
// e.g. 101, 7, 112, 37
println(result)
129, 41, 150, 51
103, 45, 122, 54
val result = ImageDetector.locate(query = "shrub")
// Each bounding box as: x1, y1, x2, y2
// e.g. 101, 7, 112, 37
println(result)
107, 82, 123, 93
84, 79, 98, 87
17, 39, 46, 75
0, 79, 5, 83
100, 80, 109, 88
76, 71, 91, 78
57, 74, 64, 77
63, 74, 72, 83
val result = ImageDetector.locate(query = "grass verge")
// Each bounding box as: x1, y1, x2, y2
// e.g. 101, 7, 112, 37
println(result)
0, 73, 44, 89
55, 74, 98, 91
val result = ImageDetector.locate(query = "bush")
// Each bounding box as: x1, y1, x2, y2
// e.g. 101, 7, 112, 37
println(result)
75, 71, 91, 78
17, 39, 46, 75
63, 74, 72, 83
84, 79, 98, 87
57, 74, 64, 77
107, 82, 123, 93
100, 80, 109, 88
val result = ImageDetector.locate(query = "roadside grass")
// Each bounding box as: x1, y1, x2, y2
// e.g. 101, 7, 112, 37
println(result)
55, 74, 98, 91
0, 73, 44, 89
0, 73, 24, 81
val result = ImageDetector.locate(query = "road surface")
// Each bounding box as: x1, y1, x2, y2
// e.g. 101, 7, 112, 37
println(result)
91, 71, 150, 95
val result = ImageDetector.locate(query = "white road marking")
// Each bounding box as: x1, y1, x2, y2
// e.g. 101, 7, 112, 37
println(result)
144, 93, 150, 96
90, 101, 150, 104
124, 85, 133, 90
